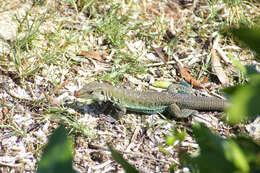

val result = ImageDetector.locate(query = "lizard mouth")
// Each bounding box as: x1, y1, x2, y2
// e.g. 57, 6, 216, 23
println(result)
74, 91, 94, 104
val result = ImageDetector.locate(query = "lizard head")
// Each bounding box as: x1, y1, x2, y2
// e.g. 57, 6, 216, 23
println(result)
74, 82, 107, 103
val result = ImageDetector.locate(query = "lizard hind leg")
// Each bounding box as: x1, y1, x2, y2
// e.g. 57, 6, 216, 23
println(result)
168, 104, 198, 118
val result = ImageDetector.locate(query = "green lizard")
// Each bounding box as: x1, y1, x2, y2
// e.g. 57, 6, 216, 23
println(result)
74, 81, 228, 118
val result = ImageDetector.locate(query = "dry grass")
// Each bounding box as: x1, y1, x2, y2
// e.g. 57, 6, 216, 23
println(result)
0, 0, 259, 172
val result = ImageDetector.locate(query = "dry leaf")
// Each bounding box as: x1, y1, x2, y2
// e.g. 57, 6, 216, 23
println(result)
200, 76, 209, 84
79, 51, 104, 62
177, 63, 204, 88
211, 48, 229, 85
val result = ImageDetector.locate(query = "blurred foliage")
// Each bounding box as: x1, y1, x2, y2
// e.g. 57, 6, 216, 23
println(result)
225, 73, 260, 124
224, 26, 260, 124
230, 27, 260, 57
181, 124, 260, 173
108, 144, 139, 173
37, 125, 75, 173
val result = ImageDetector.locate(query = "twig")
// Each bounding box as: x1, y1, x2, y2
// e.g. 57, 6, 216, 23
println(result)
52, 79, 70, 95
145, 56, 193, 67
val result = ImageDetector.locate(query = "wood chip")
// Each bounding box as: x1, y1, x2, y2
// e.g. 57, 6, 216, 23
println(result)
211, 34, 229, 85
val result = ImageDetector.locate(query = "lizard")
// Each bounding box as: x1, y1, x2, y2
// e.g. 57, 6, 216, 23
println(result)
74, 81, 228, 118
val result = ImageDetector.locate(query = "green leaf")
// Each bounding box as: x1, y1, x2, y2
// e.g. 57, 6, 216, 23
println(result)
37, 125, 75, 173
223, 140, 249, 172
165, 136, 176, 146
107, 144, 139, 173
234, 137, 260, 172
153, 80, 172, 89
166, 129, 187, 146
177, 131, 187, 141
226, 74, 260, 124
230, 27, 260, 57
182, 123, 250, 173
223, 84, 245, 96
181, 124, 260, 173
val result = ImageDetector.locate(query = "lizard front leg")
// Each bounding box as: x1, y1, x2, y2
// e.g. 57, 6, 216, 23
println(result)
168, 103, 198, 118
112, 103, 127, 119
167, 83, 193, 95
